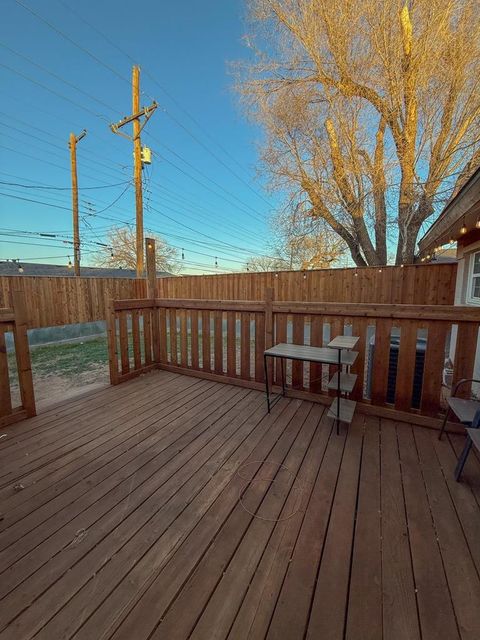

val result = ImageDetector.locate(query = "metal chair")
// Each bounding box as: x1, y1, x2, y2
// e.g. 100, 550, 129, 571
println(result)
454, 409, 480, 481
438, 378, 480, 440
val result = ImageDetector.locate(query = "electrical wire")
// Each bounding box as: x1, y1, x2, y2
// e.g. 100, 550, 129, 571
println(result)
56, 0, 275, 203
0, 179, 131, 191
9, 2, 272, 222
14, 0, 130, 85
0, 41, 121, 117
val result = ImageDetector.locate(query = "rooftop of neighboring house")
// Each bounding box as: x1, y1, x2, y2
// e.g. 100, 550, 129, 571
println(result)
0, 261, 172, 278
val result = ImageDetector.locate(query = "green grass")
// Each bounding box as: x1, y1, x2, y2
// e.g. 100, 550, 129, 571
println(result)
8, 336, 109, 385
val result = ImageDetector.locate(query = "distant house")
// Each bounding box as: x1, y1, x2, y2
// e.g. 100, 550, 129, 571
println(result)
418, 165, 480, 391
0, 262, 172, 278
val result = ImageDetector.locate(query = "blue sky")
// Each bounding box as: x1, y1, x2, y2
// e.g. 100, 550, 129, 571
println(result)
0, 0, 282, 273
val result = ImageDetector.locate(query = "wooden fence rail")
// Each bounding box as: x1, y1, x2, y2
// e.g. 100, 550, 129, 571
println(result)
107, 293, 480, 426
0, 291, 36, 427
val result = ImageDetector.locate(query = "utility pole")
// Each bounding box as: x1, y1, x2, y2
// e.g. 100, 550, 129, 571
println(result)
69, 129, 87, 276
110, 66, 157, 277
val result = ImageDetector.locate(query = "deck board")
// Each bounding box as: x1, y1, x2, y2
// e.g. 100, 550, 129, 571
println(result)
0, 369, 479, 640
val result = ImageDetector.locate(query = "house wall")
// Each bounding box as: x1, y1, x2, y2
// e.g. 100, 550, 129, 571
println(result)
451, 229, 480, 394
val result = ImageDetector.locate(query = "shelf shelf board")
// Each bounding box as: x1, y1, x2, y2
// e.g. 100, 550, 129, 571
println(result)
327, 372, 358, 394
264, 343, 358, 366
328, 336, 359, 350
327, 397, 357, 424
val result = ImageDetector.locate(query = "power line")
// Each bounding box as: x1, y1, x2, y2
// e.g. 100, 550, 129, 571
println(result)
0, 179, 131, 191
0, 41, 121, 117
0, 190, 277, 263
14, 0, 130, 85
148, 141, 267, 224
10, 1, 271, 221
0, 61, 106, 119
0, 124, 268, 245
56, 0, 273, 203
161, 108, 274, 209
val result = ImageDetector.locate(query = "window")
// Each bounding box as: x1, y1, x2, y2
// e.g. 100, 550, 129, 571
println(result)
468, 251, 480, 303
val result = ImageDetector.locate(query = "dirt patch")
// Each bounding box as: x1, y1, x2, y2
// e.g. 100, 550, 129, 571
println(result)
9, 338, 110, 410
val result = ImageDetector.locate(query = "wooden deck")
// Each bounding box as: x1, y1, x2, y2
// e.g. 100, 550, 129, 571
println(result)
0, 370, 480, 640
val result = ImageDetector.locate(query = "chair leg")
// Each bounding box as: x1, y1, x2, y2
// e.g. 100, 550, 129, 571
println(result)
438, 406, 450, 441
454, 438, 472, 481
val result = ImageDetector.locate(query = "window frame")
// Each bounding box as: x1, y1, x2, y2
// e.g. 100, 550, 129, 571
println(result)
467, 249, 480, 305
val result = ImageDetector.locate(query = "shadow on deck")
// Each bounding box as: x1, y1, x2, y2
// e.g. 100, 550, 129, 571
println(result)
0, 369, 479, 639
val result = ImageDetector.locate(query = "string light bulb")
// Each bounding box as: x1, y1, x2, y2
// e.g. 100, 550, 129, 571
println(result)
67, 257, 72, 269
18, 263, 24, 274
181, 248, 185, 260
476, 219, 480, 229
354, 268, 358, 277
460, 221, 467, 234
214, 256, 218, 268
303, 272, 307, 279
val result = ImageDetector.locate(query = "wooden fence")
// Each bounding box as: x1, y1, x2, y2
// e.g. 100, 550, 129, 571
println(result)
0, 276, 146, 329
0, 263, 456, 330
0, 291, 36, 427
157, 263, 457, 305
106, 293, 480, 425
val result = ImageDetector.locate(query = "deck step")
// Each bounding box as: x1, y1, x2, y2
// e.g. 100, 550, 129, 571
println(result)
327, 372, 357, 394
328, 336, 359, 350
327, 397, 357, 424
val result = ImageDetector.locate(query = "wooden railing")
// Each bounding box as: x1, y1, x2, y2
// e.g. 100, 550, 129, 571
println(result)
0, 291, 36, 427
106, 293, 480, 424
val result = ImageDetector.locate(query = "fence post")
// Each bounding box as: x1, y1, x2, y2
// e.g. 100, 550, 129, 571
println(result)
11, 290, 36, 418
145, 237, 157, 299
145, 237, 161, 363
265, 287, 274, 381
105, 297, 119, 385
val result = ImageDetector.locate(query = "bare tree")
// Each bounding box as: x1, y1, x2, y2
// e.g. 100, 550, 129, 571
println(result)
246, 202, 345, 270
246, 255, 290, 271
237, 0, 480, 265
272, 202, 346, 268
95, 227, 180, 274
